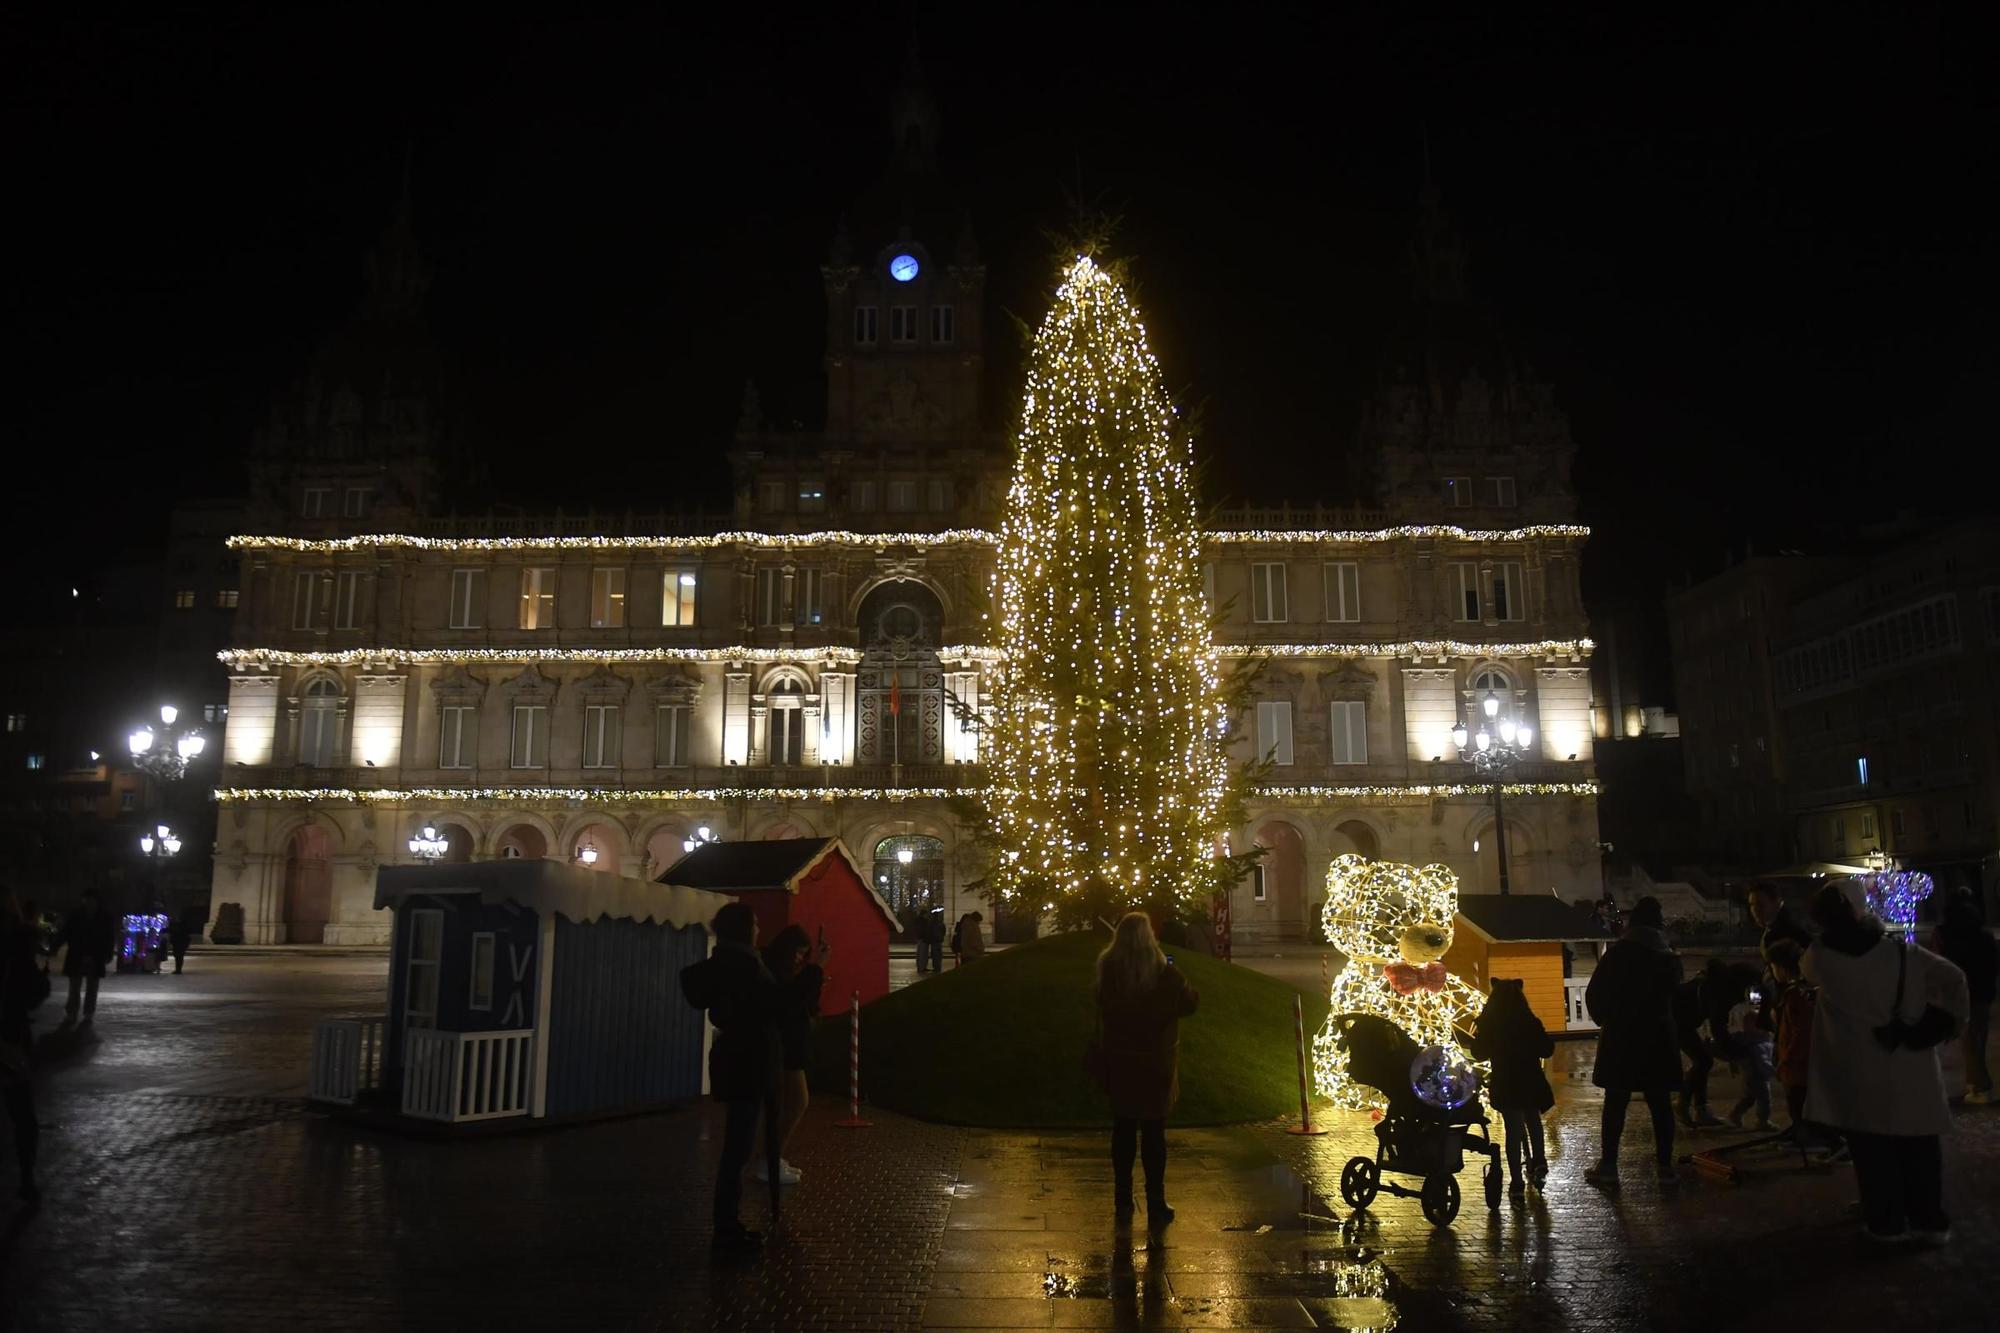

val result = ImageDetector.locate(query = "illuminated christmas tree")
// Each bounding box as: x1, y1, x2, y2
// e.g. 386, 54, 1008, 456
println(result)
982, 255, 1248, 924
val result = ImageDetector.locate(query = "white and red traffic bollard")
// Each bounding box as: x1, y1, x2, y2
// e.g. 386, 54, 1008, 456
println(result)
833, 989, 872, 1129
1285, 992, 1326, 1136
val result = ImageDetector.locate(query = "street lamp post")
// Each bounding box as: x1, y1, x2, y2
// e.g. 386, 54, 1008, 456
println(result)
408, 825, 449, 861
128, 704, 206, 782
1451, 690, 1534, 896
682, 825, 718, 855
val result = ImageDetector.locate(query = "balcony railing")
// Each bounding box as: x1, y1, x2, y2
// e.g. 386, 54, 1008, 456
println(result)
402, 1028, 535, 1123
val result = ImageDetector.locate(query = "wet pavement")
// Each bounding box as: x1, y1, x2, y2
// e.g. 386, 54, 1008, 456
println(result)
3, 956, 1996, 1330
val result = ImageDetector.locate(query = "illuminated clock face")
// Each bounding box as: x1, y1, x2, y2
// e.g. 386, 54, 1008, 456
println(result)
889, 253, 920, 282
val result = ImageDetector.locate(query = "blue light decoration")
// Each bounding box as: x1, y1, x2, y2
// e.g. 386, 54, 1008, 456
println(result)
888, 253, 920, 282
1409, 1044, 1480, 1110
1859, 869, 1934, 941
120, 913, 169, 963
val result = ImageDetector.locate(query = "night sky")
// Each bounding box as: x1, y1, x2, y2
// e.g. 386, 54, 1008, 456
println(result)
9, 7, 1992, 615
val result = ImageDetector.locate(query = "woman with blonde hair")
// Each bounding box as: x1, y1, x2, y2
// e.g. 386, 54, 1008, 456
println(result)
1094, 911, 1199, 1224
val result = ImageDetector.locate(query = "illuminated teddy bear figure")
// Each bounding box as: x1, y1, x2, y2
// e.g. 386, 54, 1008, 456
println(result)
1311, 853, 1487, 1112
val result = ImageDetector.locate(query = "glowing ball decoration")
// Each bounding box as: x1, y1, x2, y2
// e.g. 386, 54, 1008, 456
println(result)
1859, 868, 1934, 941
1410, 1045, 1480, 1111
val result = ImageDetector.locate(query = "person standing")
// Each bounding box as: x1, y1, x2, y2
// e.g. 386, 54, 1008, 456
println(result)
923, 904, 945, 975
1932, 888, 1995, 1106
679, 902, 783, 1252
957, 911, 986, 965
1, 889, 42, 1202
1095, 913, 1198, 1226
1765, 941, 1820, 1142
1584, 896, 1685, 1189
1807, 882, 1968, 1243
756, 924, 826, 1187
167, 910, 194, 976
1672, 969, 1724, 1129
61, 890, 115, 1024
1748, 883, 1812, 962
1469, 977, 1554, 1194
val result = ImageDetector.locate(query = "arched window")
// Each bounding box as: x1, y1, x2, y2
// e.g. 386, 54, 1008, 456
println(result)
857, 582, 944, 766
874, 834, 945, 918
299, 678, 340, 767
1470, 667, 1515, 723
768, 678, 805, 766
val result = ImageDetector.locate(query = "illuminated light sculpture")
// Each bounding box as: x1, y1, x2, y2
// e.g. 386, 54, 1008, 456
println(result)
982, 256, 1239, 922
1310, 854, 1487, 1111
1858, 867, 1934, 942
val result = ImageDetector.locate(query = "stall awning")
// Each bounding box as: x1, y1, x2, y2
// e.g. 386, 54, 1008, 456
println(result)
375, 859, 726, 931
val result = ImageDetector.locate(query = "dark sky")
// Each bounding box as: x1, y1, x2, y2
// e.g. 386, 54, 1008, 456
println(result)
8, 5, 1993, 609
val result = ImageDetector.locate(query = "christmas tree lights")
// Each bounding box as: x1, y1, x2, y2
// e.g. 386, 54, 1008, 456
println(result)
982, 256, 1240, 922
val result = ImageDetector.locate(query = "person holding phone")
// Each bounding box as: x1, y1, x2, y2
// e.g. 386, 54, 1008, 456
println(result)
758, 924, 828, 1187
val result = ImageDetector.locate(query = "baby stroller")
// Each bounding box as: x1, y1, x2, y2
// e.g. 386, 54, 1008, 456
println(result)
1331, 1012, 1502, 1226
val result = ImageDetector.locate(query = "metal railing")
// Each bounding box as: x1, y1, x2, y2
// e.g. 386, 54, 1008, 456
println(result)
402, 1028, 535, 1123
1564, 979, 1596, 1032
308, 1015, 386, 1105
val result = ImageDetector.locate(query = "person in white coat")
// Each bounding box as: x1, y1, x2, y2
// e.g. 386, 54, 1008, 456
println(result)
1804, 881, 1969, 1244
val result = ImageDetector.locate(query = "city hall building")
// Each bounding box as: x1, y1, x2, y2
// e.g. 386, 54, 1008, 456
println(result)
207, 95, 1601, 945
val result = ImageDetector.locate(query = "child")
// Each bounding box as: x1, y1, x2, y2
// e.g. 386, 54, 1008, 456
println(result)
1470, 978, 1555, 1193
1723, 978, 1774, 1130
1765, 940, 1816, 1140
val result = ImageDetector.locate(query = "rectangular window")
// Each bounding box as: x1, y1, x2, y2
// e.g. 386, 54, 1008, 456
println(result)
1252, 865, 1267, 903
853, 305, 878, 346
1256, 701, 1295, 766
1833, 815, 1846, 842
755, 569, 784, 627
302, 487, 330, 518
1861, 812, 1876, 839
1857, 756, 1870, 785
291, 572, 319, 630
582, 704, 621, 768
215, 589, 239, 610
927, 478, 951, 511
1443, 477, 1472, 508
468, 933, 496, 1012
930, 304, 955, 344
203, 703, 227, 723
798, 568, 823, 625
770, 708, 803, 765
519, 568, 555, 630
890, 305, 918, 343
1891, 809, 1906, 837
852, 480, 878, 511
120, 790, 136, 811
887, 479, 917, 512
334, 571, 361, 629
173, 589, 195, 610
758, 480, 787, 513
797, 480, 826, 513
1202, 563, 1216, 613
405, 909, 443, 1036
654, 704, 690, 767
1486, 476, 1518, 507
342, 487, 369, 518
1329, 700, 1368, 765
1251, 563, 1289, 623
590, 568, 626, 628
449, 570, 485, 629
1323, 562, 1360, 622
439, 705, 475, 769
3, 714, 22, 732
1452, 563, 1482, 621
1491, 562, 1524, 622
661, 570, 697, 627
25, 754, 43, 771
510, 705, 547, 768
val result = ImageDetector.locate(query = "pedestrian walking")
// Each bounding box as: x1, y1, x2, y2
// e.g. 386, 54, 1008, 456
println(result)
956, 911, 986, 965
60, 890, 115, 1024
678, 901, 783, 1252
1584, 896, 1685, 1189
1805, 881, 1968, 1245
1, 889, 44, 1203
756, 924, 826, 1187
1469, 977, 1554, 1195
167, 910, 194, 976
1092, 912, 1198, 1226
1932, 888, 1995, 1105
1672, 968, 1725, 1129
1723, 981, 1775, 1130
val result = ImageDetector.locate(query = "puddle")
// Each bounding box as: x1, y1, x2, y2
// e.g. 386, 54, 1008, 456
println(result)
1319, 1256, 1399, 1332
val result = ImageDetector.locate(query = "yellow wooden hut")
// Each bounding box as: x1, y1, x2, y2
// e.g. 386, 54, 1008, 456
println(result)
1445, 893, 1612, 1033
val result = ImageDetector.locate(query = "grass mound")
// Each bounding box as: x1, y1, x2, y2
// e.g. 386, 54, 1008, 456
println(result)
809, 931, 1328, 1127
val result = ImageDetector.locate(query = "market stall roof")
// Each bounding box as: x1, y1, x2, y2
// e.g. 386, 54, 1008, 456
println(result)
1455, 893, 1612, 944
375, 859, 724, 931
658, 837, 898, 929
1756, 861, 1874, 880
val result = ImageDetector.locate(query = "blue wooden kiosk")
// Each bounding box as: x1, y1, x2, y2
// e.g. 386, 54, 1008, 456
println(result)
336, 860, 728, 1126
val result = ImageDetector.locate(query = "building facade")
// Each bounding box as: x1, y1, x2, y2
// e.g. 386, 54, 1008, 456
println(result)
204, 109, 1604, 945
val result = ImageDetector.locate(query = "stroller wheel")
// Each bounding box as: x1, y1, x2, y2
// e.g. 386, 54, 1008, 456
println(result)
1339, 1156, 1379, 1210
1483, 1157, 1502, 1210
1420, 1174, 1461, 1227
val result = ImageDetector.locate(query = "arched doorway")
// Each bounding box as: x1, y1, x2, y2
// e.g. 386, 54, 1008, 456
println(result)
440, 825, 474, 864
570, 822, 620, 873
282, 825, 333, 944
495, 824, 549, 861
1255, 820, 1308, 939
874, 833, 945, 935
1329, 819, 1380, 860
856, 581, 944, 767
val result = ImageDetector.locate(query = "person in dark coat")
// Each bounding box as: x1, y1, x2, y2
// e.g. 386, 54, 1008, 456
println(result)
1095, 912, 1199, 1226
757, 924, 826, 1186
1748, 884, 1812, 963
1, 889, 42, 1202
1933, 888, 1996, 1105
1584, 896, 1685, 1188
679, 901, 783, 1251
1469, 978, 1555, 1194
1671, 972, 1723, 1128
167, 910, 194, 976
61, 890, 115, 1024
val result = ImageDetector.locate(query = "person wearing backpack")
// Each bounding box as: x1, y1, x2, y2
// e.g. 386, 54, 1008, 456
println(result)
1, 889, 44, 1203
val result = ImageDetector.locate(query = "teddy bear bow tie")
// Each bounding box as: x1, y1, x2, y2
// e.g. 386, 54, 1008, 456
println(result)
1382, 962, 1448, 994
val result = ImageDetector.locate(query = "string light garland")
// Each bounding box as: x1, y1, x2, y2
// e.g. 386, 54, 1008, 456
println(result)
227, 523, 1589, 555
983, 255, 1236, 921
1256, 782, 1598, 799
1225, 638, 1594, 661
210, 779, 1598, 805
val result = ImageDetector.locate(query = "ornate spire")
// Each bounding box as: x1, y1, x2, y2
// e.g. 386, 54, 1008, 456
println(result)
362, 148, 430, 319
888, 37, 939, 173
